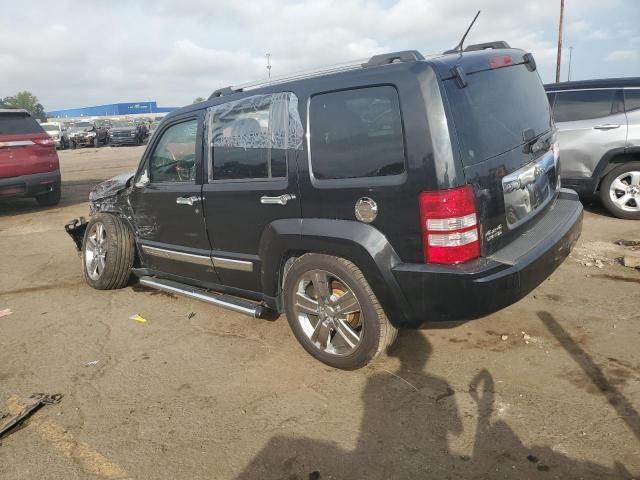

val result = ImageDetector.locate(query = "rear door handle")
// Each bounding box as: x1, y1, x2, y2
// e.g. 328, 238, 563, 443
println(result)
176, 196, 202, 206
260, 194, 296, 205
593, 124, 621, 130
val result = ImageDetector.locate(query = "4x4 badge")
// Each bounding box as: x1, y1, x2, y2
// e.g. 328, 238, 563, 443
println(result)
355, 197, 378, 223
485, 224, 503, 241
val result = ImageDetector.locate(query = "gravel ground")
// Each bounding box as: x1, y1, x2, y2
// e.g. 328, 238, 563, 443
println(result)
0, 146, 639, 479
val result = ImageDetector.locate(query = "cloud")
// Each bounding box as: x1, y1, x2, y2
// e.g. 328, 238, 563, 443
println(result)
0, 0, 637, 110
606, 49, 639, 62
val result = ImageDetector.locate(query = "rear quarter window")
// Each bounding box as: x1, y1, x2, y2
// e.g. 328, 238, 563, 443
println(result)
0, 113, 44, 135
552, 89, 623, 122
624, 89, 640, 112
309, 85, 406, 180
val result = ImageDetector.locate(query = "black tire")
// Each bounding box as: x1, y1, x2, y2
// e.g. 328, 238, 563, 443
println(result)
283, 253, 397, 369
35, 183, 61, 206
599, 162, 640, 220
82, 213, 135, 290
93, 137, 99, 148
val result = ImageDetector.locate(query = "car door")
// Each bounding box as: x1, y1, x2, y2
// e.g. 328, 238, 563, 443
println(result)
130, 111, 220, 285
202, 92, 303, 294
552, 89, 627, 179
624, 89, 640, 148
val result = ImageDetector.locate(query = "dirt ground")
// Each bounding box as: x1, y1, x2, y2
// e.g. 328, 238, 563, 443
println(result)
0, 146, 639, 480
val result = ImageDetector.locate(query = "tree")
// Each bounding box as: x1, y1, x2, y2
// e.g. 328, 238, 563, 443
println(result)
2, 91, 47, 121
193, 96, 206, 104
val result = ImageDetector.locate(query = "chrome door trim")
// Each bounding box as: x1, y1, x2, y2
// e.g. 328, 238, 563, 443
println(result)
141, 245, 212, 266
0, 140, 35, 148
212, 256, 254, 272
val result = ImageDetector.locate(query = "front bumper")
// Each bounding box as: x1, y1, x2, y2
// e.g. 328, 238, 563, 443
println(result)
0, 170, 61, 199
72, 136, 96, 146
391, 189, 583, 327
110, 136, 139, 145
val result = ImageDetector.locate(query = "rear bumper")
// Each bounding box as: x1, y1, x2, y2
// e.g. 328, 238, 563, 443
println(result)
0, 170, 61, 198
391, 189, 583, 327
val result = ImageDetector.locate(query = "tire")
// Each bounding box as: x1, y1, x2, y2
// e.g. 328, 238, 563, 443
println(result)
82, 213, 135, 290
71, 140, 76, 149
35, 183, 61, 206
283, 253, 397, 369
599, 162, 640, 220
93, 137, 99, 148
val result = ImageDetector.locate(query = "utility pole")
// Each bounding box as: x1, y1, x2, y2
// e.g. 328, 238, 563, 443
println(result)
266, 53, 272, 79
555, 0, 565, 83
567, 46, 574, 81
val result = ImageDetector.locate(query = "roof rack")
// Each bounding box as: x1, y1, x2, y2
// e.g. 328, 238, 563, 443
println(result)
207, 49, 426, 100
463, 41, 510, 52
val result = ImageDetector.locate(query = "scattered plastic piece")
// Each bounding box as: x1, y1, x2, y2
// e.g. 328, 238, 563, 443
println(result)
501, 335, 509, 341
85, 360, 99, 367
130, 314, 147, 324
0, 393, 63, 439
0, 308, 12, 318
188, 312, 196, 319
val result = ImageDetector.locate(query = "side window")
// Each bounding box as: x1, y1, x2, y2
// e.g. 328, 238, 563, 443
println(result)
208, 92, 303, 181
624, 89, 640, 112
552, 90, 620, 123
148, 119, 198, 183
309, 86, 405, 180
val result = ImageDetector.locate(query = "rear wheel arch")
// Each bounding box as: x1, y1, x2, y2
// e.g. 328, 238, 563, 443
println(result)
593, 148, 640, 192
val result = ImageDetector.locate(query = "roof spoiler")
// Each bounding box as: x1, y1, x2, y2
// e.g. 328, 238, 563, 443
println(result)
463, 41, 510, 52
208, 86, 243, 100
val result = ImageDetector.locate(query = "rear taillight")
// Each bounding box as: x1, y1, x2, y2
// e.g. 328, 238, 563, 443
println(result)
33, 138, 54, 146
419, 185, 480, 265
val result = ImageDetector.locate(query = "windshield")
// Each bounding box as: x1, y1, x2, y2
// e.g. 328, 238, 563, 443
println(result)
42, 124, 59, 132
444, 63, 552, 165
112, 121, 134, 128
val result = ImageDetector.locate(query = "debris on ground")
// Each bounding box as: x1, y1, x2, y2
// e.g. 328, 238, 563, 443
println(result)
85, 360, 99, 367
0, 393, 63, 439
130, 314, 147, 324
622, 254, 640, 269
188, 312, 196, 319
501, 335, 509, 341
521, 331, 532, 344
0, 308, 12, 318
615, 239, 640, 250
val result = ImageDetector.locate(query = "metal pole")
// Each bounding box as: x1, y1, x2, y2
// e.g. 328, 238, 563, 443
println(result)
567, 46, 574, 81
555, 0, 565, 83
266, 53, 272, 79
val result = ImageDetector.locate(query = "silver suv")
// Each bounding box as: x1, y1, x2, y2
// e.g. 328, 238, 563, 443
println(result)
546, 78, 640, 219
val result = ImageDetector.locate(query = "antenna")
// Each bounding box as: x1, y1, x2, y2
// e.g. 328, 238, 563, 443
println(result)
265, 53, 272, 79
451, 11, 481, 53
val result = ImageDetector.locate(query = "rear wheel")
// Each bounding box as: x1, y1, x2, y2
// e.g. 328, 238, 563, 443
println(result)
82, 213, 135, 290
35, 183, 61, 206
283, 253, 397, 369
600, 162, 640, 220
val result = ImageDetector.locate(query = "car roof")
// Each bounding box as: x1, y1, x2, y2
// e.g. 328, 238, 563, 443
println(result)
164, 44, 528, 121
545, 77, 640, 91
0, 108, 31, 115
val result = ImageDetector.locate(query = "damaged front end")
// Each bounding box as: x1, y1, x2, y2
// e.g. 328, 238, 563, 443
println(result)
64, 171, 136, 252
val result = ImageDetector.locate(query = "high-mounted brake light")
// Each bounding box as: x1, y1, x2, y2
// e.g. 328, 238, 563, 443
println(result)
489, 55, 513, 69
419, 185, 480, 264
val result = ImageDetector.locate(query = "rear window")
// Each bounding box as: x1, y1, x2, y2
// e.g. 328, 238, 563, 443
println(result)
444, 64, 552, 165
552, 89, 623, 122
0, 112, 44, 135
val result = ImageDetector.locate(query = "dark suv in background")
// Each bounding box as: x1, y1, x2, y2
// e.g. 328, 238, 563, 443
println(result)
0, 109, 61, 206
66, 43, 582, 369
546, 78, 640, 219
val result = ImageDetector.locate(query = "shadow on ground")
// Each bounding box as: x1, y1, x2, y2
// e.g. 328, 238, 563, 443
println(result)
236, 319, 636, 479
0, 178, 104, 218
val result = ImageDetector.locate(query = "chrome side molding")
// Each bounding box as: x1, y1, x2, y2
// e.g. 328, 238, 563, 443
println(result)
140, 245, 253, 272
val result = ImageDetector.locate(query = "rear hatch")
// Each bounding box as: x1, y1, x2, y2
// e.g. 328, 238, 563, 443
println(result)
439, 50, 558, 255
0, 110, 59, 179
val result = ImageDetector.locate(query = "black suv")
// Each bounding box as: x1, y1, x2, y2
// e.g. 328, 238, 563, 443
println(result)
66, 43, 583, 369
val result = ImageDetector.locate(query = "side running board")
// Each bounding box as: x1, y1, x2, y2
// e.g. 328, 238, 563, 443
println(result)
138, 276, 269, 319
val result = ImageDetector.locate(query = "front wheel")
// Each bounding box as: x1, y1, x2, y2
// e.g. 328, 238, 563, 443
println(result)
600, 162, 640, 220
82, 213, 135, 290
283, 254, 397, 369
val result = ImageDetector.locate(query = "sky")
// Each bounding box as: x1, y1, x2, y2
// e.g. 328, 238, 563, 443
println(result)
1, 0, 638, 111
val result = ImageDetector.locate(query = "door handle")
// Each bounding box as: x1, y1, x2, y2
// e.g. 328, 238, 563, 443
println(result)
260, 194, 296, 205
593, 124, 621, 130
176, 195, 202, 206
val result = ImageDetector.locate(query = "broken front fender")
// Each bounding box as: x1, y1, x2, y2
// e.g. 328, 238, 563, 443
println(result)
64, 217, 88, 252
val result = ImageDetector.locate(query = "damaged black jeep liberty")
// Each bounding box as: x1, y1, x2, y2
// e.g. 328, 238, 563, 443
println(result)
66, 42, 583, 369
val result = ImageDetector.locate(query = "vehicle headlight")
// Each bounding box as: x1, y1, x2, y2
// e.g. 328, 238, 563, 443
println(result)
130, 132, 136, 136
87, 132, 96, 137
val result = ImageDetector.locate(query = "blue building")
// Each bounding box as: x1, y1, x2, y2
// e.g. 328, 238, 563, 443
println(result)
47, 101, 177, 118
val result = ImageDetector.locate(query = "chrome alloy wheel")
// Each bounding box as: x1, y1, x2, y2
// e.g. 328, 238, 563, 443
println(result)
609, 171, 640, 212
294, 269, 363, 356
85, 222, 107, 280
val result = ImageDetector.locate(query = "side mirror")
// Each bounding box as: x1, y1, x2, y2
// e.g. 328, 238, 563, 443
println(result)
135, 170, 150, 188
